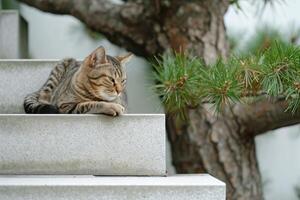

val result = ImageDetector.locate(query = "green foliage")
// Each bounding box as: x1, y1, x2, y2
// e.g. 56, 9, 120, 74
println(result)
2, 0, 19, 9
260, 42, 300, 97
243, 28, 285, 55
200, 60, 242, 111
153, 53, 204, 118
231, 26, 300, 55
232, 55, 261, 91
152, 42, 300, 118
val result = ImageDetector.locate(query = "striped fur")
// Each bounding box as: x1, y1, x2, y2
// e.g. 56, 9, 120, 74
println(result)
24, 47, 132, 116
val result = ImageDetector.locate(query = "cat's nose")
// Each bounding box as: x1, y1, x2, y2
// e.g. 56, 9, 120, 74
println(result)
115, 85, 122, 94
116, 90, 122, 96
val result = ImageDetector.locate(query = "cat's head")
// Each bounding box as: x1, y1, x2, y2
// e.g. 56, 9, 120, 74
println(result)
80, 46, 133, 101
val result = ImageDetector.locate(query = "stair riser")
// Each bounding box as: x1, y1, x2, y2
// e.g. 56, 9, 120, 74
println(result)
0, 114, 166, 175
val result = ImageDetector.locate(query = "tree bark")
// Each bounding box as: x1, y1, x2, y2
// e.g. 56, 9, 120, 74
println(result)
18, 0, 229, 60
159, 1, 264, 198
167, 106, 263, 199
18, 0, 300, 199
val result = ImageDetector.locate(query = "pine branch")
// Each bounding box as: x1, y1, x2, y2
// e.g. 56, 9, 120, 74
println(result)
233, 98, 300, 137
18, 0, 154, 57
152, 42, 300, 119
152, 53, 204, 119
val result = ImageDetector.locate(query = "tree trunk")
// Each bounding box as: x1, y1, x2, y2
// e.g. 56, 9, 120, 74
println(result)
160, 1, 263, 199
18, 0, 300, 199
167, 107, 263, 200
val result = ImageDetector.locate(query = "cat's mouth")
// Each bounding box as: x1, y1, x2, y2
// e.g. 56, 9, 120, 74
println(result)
100, 92, 118, 101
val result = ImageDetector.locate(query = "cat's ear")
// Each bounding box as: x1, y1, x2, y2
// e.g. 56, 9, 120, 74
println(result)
116, 53, 133, 65
89, 46, 108, 67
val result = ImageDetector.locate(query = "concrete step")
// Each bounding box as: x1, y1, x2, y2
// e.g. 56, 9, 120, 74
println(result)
0, 11, 28, 58
0, 114, 165, 175
0, 174, 226, 200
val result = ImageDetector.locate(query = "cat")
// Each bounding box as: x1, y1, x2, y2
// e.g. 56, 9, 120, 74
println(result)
24, 46, 132, 116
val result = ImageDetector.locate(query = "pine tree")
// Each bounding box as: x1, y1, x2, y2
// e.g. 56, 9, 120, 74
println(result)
17, 0, 300, 199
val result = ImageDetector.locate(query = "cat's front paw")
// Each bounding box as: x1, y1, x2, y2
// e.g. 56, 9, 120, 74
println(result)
105, 103, 124, 116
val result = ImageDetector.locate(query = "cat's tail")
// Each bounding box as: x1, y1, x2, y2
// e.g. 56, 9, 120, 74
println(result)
23, 58, 77, 114
24, 92, 59, 114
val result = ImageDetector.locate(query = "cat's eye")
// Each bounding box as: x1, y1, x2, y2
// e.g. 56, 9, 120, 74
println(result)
109, 77, 115, 83
121, 79, 126, 84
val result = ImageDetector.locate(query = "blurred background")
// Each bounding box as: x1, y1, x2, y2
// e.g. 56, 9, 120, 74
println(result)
1, 0, 300, 199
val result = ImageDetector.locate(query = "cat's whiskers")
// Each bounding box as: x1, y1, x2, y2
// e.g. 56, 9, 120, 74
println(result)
100, 91, 118, 102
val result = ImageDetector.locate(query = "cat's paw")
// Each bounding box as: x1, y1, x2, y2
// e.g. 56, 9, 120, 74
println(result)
105, 103, 124, 116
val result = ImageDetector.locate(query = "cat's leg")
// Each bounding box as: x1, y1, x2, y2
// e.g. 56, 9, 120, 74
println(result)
73, 101, 124, 116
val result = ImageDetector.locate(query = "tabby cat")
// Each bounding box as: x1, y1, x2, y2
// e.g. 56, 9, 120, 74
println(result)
24, 46, 132, 116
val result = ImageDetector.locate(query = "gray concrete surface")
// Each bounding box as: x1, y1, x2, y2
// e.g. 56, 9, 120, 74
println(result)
0, 174, 226, 200
0, 114, 165, 175
0, 11, 28, 58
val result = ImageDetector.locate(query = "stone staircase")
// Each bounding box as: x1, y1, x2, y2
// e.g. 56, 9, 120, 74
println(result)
0, 60, 226, 199
0, 7, 226, 198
